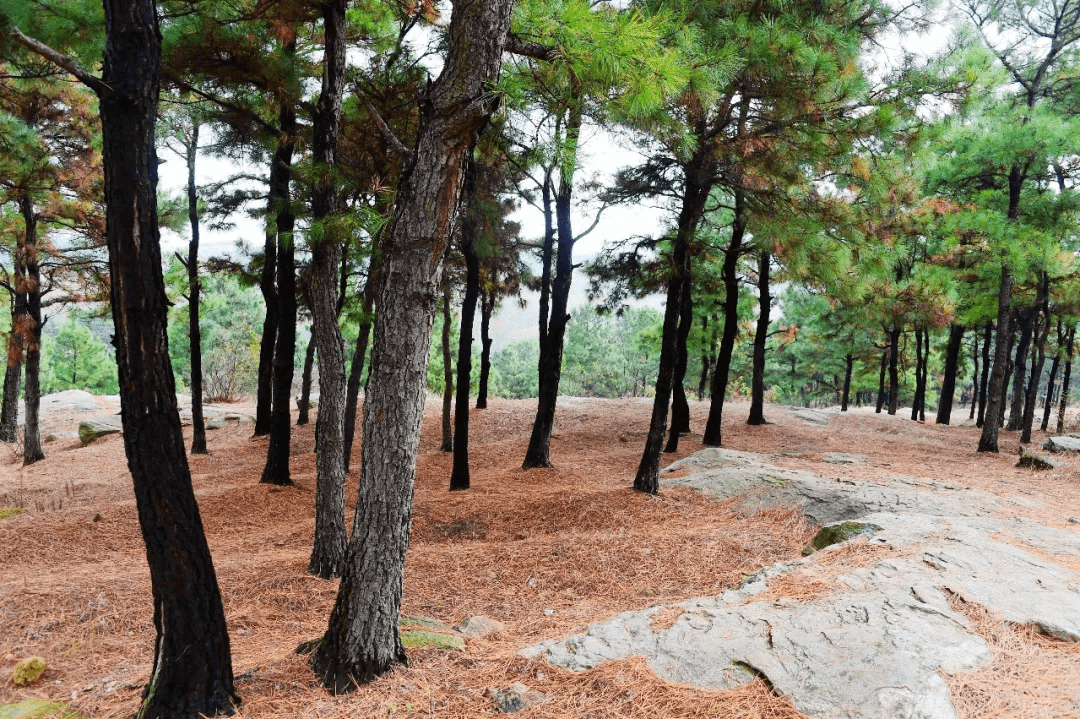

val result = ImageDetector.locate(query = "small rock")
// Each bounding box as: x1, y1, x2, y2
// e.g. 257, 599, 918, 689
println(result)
456, 616, 508, 637
12, 656, 47, 686
1069, 517, 1080, 524
89, 513, 101, 522
809, 521, 881, 552
823, 452, 866, 465
527, 577, 537, 589
487, 683, 545, 713
542, 609, 555, 616
206, 418, 227, 430
1017, 451, 1056, 470
78, 416, 123, 445
236, 628, 252, 636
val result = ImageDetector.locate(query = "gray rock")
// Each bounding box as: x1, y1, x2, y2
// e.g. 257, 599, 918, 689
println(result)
823, 452, 866, 464
790, 408, 830, 426
487, 683, 544, 713
78, 416, 123, 445
456, 616, 508, 637
206, 418, 227, 430
40, 389, 102, 414
1043, 436, 1080, 453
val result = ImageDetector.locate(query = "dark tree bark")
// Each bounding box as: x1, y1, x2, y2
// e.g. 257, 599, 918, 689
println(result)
451, 163, 481, 490
308, 0, 513, 688
979, 264, 1014, 452
11, 3, 240, 714
1020, 275, 1050, 444
1007, 309, 1034, 431
260, 99, 298, 487
1057, 325, 1075, 434
841, 353, 853, 411
307, 0, 349, 579
747, 250, 771, 425
0, 351, 21, 443
440, 282, 454, 452
184, 123, 207, 454
969, 331, 980, 421
17, 195, 43, 464
702, 189, 746, 446
977, 324, 992, 427
663, 273, 693, 453
253, 153, 280, 437
343, 258, 376, 474
297, 334, 315, 425
697, 314, 714, 401
911, 327, 924, 421
876, 343, 888, 414
887, 326, 901, 416
476, 285, 494, 409
523, 91, 582, 469
1042, 319, 1063, 431
936, 324, 965, 425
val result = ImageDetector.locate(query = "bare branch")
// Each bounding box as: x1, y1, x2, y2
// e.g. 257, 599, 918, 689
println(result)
507, 36, 561, 63
364, 100, 409, 159
10, 27, 110, 96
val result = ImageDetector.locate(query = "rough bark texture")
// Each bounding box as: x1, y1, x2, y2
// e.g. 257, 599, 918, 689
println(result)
875, 343, 887, 414
887, 326, 901, 416
16, 195, 43, 464
476, 287, 494, 409
979, 264, 1014, 453
936, 324, 964, 425
663, 274, 693, 453
747, 250, 771, 426
307, 0, 349, 580
440, 283, 454, 453
841, 353, 853, 412
308, 0, 513, 689
297, 335, 315, 425
0, 351, 21, 443
185, 124, 207, 454
697, 314, 712, 401
1057, 325, 1074, 434
1021, 278, 1049, 444
969, 331, 980, 421
523, 95, 581, 470
343, 264, 375, 474
1007, 310, 1033, 431
702, 190, 745, 446
253, 155, 279, 437
259, 100, 297, 487
977, 324, 992, 427
95, 2, 238, 714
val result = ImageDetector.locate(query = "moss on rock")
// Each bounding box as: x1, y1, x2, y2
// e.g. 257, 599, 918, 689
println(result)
11, 657, 47, 686
810, 522, 881, 552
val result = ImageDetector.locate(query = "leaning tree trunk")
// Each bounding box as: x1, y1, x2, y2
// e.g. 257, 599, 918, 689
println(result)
17, 195, 43, 464
185, 123, 207, 455
841, 353, 853, 411
747, 250, 771, 425
523, 93, 582, 470
1007, 310, 1034, 431
702, 188, 745, 447
476, 286, 494, 409
1042, 319, 1063, 431
936, 324, 965, 425
440, 283, 454, 452
664, 273, 693, 453
451, 173, 481, 491
260, 99, 298, 487
1057, 325, 1075, 434
978, 264, 1014, 453
297, 335, 315, 425
11, 1, 242, 712
307, 0, 513, 689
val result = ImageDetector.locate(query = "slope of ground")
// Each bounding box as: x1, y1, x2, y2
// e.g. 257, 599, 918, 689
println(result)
0, 396, 1077, 718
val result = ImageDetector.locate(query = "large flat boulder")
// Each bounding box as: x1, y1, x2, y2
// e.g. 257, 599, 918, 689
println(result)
1043, 435, 1080, 453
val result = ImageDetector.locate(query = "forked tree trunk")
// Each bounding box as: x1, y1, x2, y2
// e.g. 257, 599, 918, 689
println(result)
11, 2, 241, 712
260, 99, 298, 487
747, 250, 771, 425
308, 0, 513, 688
440, 283, 454, 452
936, 324, 965, 425
979, 264, 1014, 452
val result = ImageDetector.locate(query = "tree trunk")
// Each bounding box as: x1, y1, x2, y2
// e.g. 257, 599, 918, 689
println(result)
887, 326, 901, 416
451, 170, 481, 490
17, 195, 43, 464
663, 273, 693, 453
297, 334, 315, 425
343, 258, 376, 474
1020, 275, 1050, 444
1057, 325, 1074, 434
697, 314, 712, 401
841, 353, 853, 411
911, 327, 924, 421
876, 344, 887, 413
1042, 319, 1063, 431
185, 123, 207, 455
1007, 309, 1034, 431
523, 93, 582, 469
95, 3, 239, 713
0, 352, 21, 443
702, 189, 745, 446
969, 331, 979, 421
308, 0, 513, 689
936, 324, 964, 425
307, 0, 349, 579
476, 286, 494, 409
260, 99, 298, 486
978, 264, 1014, 452
977, 325, 991, 427
253, 149, 280, 437
440, 283, 454, 452
747, 250, 771, 425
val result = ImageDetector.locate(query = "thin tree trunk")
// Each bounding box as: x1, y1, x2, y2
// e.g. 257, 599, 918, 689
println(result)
476, 286, 494, 409
0, 352, 21, 443
343, 258, 376, 474
841, 353, 853, 411
747, 250, 771, 425
876, 343, 887, 413
1057, 325, 1074, 434
183, 123, 208, 454
1042, 319, 1063, 431
451, 168, 481, 490
977, 325, 991, 427
260, 98, 298, 487
1021, 275, 1050, 444
936, 324, 965, 425
663, 273, 693, 453
440, 283, 454, 453
911, 327, 924, 421
697, 314, 711, 401
17, 195, 43, 464
969, 331, 979, 421
979, 264, 1014, 452
254, 153, 279, 437
1007, 310, 1034, 431
888, 326, 901, 416
307, 0, 513, 688
297, 334, 315, 425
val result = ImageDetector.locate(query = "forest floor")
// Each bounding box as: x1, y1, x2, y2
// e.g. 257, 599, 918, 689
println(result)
0, 395, 1079, 718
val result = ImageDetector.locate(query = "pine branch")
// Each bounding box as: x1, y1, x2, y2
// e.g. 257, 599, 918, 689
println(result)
364, 100, 409, 159
507, 36, 560, 63
10, 27, 111, 96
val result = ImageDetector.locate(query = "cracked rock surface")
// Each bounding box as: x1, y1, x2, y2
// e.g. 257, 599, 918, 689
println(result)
523, 448, 1080, 719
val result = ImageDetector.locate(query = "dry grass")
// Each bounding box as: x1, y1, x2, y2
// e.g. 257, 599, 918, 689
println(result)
945, 592, 1080, 719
